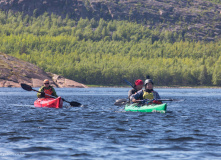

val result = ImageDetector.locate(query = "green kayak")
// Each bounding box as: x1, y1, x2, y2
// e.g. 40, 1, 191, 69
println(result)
125, 103, 167, 113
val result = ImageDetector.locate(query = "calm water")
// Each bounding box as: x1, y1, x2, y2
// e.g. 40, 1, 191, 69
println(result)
0, 87, 221, 160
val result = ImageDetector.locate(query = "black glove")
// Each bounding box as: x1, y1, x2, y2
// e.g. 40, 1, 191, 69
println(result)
41, 92, 45, 97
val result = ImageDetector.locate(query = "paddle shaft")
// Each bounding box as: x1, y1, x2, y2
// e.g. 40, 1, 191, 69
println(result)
157, 99, 173, 101
31, 88, 57, 99
124, 79, 135, 89
136, 99, 175, 102
32, 88, 74, 104
21, 83, 81, 106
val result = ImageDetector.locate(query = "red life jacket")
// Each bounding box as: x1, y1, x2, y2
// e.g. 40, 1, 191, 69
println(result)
43, 87, 53, 98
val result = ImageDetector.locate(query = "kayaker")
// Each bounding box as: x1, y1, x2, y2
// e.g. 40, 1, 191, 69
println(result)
37, 79, 58, 98
130, 79, 161, 104
128, 79, 144, 99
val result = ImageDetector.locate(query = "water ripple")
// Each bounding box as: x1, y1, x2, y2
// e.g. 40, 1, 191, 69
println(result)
0, 88, 221, 159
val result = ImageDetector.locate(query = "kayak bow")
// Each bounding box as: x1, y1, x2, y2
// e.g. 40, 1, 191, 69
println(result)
34, 97, 63, 108
125, 103, 167, 113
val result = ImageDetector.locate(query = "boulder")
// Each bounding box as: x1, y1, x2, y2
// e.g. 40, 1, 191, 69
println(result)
49, 73, 88, 88
0, 52, 88, 88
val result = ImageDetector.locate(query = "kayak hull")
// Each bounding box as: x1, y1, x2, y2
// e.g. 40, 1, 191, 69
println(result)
125, 103, 167, 113
34, 97, 63, 108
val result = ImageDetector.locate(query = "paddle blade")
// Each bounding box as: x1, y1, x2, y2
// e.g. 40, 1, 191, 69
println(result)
171, 99, 185, 102
158, 99, 185, 102
114, 99, 128, 106
21, 83, 33, 91
70, 101, 82, 107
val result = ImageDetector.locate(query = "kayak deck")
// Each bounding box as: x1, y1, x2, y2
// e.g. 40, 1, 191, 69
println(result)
34, 97, 63, 108
125, 103, 167, 113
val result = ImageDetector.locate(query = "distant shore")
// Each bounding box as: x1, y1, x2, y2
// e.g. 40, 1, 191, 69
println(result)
1, 85, 221, 89
86, 85, 221, 89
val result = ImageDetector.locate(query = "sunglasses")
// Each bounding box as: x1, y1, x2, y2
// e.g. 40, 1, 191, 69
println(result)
44, 83, 49, 84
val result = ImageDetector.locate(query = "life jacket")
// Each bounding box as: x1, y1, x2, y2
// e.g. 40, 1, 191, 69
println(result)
143, 90, 154, 100
43, 87, 53, 98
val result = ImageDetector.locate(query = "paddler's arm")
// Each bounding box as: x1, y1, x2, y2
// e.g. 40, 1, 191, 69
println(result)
132, 99, 140, 103
128, 89, 135, 99
130, 90, 143, 103
51, 87, 58, 97
155, 92, 161, 99
37, 86, 44, 98
153, 91, 162, 103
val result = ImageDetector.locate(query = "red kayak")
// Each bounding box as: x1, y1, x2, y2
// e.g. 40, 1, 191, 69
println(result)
34, 97, 63, 108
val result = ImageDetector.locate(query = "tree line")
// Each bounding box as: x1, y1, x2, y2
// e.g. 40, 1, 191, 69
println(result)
0, 10, 221, 86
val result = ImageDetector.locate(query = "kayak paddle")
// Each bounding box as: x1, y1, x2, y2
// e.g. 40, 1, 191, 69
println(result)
123, 79, 184, 102
136, 99, 184, 102
156, 99, 184, 102
113, 79, 135, 106
114, 99, 128, 106
124, 79, 135, 89
114, 98, 183, 106
21, 83, 82, 107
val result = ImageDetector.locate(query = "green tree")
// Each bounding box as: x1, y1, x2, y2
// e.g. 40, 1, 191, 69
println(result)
199, 65, 210, 85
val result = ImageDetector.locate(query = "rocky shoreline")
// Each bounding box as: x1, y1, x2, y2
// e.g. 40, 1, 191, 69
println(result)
0, 52, 88, 88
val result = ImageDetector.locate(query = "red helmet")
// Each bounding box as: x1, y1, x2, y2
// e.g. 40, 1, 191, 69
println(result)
135, 79, 143, 86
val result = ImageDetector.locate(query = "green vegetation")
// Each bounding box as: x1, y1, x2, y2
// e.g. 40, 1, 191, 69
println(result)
0, 11, 221, 86
206, 0, 221, 4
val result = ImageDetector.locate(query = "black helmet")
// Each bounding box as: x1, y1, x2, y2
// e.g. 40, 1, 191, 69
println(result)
144, 79, 154, 85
